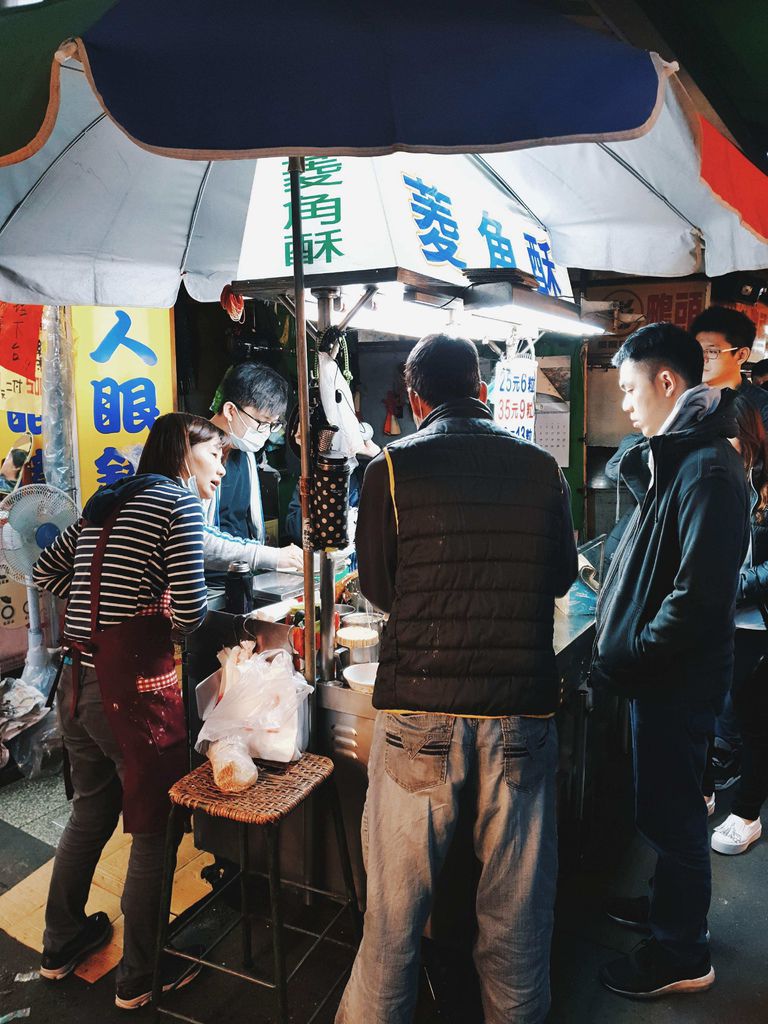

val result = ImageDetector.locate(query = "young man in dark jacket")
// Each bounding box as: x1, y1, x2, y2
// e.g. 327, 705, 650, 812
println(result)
690, 305, 767, 784
691, 305, 767, 431
336, 335, 577, 1024
592, 323, 750, 999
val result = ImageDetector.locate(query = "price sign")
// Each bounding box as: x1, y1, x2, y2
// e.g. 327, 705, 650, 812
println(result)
493, 356, 537, 441
0, 303, 42, 382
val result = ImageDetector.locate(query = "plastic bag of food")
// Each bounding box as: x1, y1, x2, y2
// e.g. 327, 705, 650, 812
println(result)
216, 640, 256, 702
208, 736, 259, 793
197, 648, 313, 763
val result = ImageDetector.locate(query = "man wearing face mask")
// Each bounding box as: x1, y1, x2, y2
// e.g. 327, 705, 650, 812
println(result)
185, 362, 301, 758
203, 361, 302, 599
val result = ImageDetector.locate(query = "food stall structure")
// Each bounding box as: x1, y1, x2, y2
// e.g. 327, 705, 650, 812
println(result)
193, 269, 602, 918
195, 574, 597, 925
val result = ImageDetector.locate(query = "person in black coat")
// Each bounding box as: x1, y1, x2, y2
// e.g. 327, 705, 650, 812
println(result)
591, 323, 749, 1001
709, 395, 768, 855
603, 433, 648, 566
690, 306, 768, 773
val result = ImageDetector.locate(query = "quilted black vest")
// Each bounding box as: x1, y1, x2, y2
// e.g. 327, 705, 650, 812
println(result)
374, 399, 566, 716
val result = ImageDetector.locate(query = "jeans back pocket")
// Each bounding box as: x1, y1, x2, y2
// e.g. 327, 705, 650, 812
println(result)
384, 713, 454, 794
501, 717, 553, 793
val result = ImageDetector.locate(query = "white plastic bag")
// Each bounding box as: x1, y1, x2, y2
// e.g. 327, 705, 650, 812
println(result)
197, 649, 313, 764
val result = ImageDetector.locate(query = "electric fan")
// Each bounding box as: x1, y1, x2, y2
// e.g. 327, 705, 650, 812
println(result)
0, 485, 80, 690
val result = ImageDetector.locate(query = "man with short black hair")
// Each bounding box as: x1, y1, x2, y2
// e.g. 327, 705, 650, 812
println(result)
751, 357, 768, 389
690, 305, 768, 430
336, 334, 578, 1024
205, 361, 302, 588
690, 305, 765, 785
592, 322, 749, 999
186, 361, 302, 753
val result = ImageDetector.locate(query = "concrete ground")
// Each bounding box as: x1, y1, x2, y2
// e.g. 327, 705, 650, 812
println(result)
0, 769, 765, 1024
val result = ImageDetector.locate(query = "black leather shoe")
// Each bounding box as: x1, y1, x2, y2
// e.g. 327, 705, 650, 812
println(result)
600, 938, 714, 999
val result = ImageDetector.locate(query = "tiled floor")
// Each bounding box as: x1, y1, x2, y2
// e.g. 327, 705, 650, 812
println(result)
0, 773, 71, 846
0, 772, 215, 982
1, 771, 768, 1022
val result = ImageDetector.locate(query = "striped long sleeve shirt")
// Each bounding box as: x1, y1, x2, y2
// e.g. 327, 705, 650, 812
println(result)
33, 480, 208, 667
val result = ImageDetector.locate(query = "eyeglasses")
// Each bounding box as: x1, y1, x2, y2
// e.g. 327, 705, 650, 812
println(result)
236, 405, 282, 432
701, 346, 740, 363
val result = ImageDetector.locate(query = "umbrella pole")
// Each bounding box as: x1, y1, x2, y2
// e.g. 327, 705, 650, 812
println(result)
288, 157, 317, 697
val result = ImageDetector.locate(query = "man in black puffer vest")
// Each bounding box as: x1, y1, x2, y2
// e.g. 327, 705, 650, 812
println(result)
592, 323, 749, 1002
336, 335, 577, 1024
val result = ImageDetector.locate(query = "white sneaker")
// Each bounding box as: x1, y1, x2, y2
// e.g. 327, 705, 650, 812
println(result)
705, 793, 716, 817
711, 813, 762, 855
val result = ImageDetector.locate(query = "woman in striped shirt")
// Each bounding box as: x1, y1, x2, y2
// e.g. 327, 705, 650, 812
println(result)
33, 413, 225, 1009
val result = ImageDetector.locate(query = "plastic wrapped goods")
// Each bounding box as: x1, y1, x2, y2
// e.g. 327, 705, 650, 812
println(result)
208, 737, 259, 793
198, 647, 313, 791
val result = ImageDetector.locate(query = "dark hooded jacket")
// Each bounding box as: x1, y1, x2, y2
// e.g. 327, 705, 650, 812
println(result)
592, 391, 750, 705
603, 434, 650, 565
737, 476, 768, 612
82, 473, 172, 524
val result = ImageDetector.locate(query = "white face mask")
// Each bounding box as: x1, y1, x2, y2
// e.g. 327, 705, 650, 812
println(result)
180, 463, 202, 499
228, 408, 270, 454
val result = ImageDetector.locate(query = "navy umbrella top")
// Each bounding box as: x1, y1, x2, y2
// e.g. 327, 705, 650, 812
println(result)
79, 0, 665, 158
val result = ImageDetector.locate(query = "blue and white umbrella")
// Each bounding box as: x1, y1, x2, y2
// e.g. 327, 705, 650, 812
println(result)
1, 0, 766, 308
3, 0, 767, 673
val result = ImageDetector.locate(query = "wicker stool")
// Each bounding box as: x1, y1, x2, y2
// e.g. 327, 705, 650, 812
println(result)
152, 754, 361, 1024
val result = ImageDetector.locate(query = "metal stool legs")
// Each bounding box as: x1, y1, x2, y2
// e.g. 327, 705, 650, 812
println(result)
238, 824, 253, 968
328, 780, 363, 939
266, 823, 288, 1024
151, 772, 360, 1024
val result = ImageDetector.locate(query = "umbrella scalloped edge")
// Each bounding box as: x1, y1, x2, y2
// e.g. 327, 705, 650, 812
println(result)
2, 41, 678, 168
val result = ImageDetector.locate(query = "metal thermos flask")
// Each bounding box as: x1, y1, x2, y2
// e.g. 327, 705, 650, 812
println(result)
311, 452, 350, 549
225, 559, 253, 614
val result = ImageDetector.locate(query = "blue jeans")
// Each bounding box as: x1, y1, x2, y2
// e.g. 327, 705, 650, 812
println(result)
335, 712, 559, 1024
631, 699, 714, 965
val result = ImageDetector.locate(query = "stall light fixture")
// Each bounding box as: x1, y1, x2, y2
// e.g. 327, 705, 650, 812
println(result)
331, 281, 603, 340
466, 308, 604, 339
330, 282, 460, 339
463, 280, 604, 339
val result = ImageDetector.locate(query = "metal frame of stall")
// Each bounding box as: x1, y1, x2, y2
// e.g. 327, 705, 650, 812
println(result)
232, 263, 469, 700
232, 255, 590, 705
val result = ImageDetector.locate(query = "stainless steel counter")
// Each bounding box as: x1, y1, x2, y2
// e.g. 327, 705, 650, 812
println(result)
318, 578, 596, 735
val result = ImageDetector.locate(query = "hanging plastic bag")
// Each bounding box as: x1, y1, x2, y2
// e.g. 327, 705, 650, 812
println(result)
7, 709, 63, 779
0, 676, 61, 776
197, 648, 313, 765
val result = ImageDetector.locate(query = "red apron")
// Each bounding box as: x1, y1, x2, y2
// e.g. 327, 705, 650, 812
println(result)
65, 500, 189, 834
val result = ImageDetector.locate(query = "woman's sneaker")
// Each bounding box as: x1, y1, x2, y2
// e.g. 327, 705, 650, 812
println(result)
40, 912, 113, 980
711, 813, 762, 855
